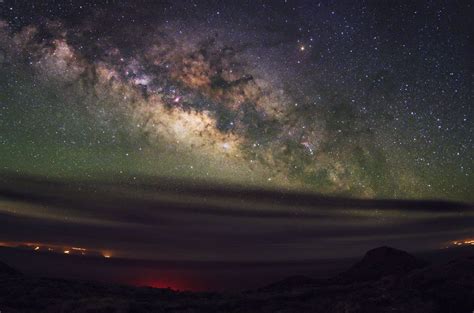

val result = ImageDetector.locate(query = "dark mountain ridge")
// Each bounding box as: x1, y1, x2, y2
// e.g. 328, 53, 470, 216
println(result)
334, 246, 429, 283
0, 246, 473, 313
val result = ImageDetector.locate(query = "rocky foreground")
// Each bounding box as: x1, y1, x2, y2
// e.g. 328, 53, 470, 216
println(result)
0, 247, 473, 313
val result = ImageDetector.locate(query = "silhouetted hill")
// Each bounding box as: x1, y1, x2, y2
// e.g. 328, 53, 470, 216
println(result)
0, 247, 473, 312
335, 246, 428, 283
260, 246, 429, 292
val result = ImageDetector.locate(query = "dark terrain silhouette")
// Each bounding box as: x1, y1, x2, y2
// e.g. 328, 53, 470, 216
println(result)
334, 246, 429, 283
0, 247, 473, 313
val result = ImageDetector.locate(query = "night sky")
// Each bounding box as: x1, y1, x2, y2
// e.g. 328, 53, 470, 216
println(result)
0, 0, 473, 289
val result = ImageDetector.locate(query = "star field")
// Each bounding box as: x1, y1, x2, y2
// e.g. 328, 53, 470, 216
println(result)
0, 0, 472, 201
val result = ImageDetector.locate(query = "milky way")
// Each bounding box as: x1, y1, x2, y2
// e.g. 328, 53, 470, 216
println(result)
0, 1, 473, 278
0, 0, 472, 202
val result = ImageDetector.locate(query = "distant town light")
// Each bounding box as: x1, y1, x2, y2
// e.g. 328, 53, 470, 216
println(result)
451, 239, 474, 246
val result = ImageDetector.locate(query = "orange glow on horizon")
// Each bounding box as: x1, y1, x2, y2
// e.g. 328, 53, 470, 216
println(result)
71, 247, 87, 251
102, 250, 113, 258
0, 241, 113, 258
451, 238, 474, 246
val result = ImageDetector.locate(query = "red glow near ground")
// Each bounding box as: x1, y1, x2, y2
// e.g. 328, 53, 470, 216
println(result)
133, 278, 199, 291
